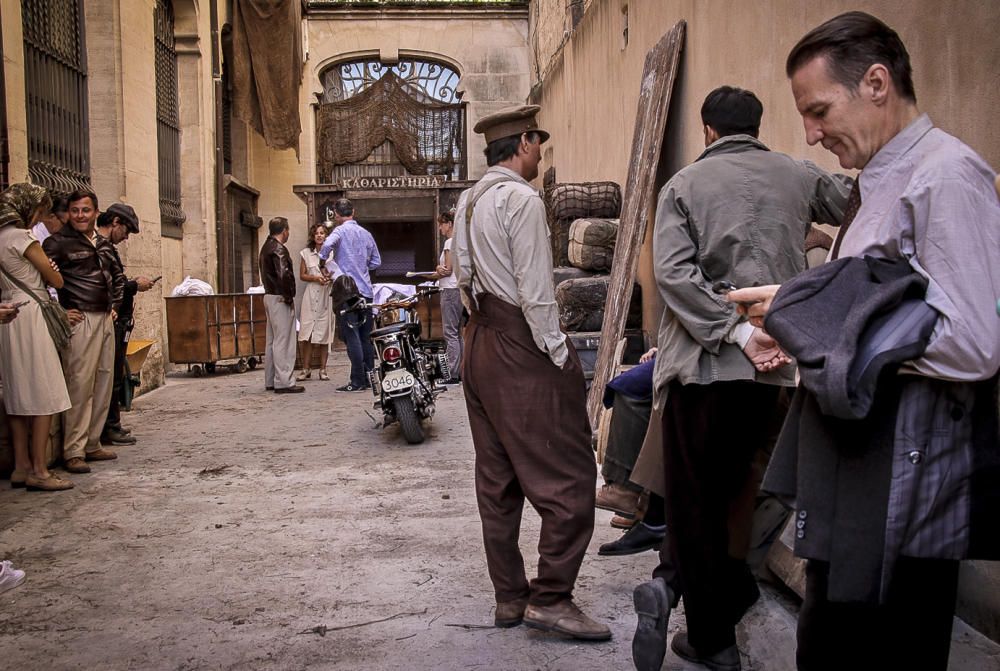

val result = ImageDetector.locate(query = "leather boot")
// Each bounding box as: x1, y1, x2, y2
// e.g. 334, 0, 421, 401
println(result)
86, 448, 118, 461
670, 631, 741, 671
64, 457, 91, 474
523, 600, 611, 641
595, 482, 641, 517
494, 596, 529, 628
632, 577, 673, 671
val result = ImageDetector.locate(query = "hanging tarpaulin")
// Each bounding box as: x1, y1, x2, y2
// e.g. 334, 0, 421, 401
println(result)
315, 72, 463, 179
232, 0, 303, 155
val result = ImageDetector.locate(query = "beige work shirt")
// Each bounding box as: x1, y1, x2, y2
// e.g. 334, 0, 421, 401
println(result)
453, 166, 568, 367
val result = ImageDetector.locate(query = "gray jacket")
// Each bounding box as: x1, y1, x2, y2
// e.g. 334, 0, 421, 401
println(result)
652, 135, 852, 397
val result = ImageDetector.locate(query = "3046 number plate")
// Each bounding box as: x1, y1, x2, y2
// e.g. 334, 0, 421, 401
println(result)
381, 369, 415, 392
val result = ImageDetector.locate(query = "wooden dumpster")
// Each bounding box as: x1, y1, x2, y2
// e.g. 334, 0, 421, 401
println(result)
165, 294, 267, 374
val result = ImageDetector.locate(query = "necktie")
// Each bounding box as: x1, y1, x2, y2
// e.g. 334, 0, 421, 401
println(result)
830, 179, 861, 260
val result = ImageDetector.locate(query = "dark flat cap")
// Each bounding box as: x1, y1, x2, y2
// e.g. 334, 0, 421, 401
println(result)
473, 104, 550, 144
106, 203, 140, 233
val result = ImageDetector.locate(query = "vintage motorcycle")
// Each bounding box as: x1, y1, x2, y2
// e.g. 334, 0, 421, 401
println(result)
348, 286, 450, 444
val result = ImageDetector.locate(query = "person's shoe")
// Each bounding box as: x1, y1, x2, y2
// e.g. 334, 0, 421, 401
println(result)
444, 377, 461, 385
296, 370, 312, 381
670, 631, 741, 671
335, 384, 366, 393
107, 423, 131, 436
0, 560, 26, 593
610, 514, 637, 530
274, 385, 305, 394
494, 596, 529, 628
9, 469, 26, 489
86, 448, 118, 461
63, 458, 91, 474
632, 577, 673, 671
596, 483, 641, 518
522, 600, 611, 641
318, 370, 330, 381
25, 473, 74, 491
101, 428, 137, 445
265, 386, 274, 391
598, 523, 665, 556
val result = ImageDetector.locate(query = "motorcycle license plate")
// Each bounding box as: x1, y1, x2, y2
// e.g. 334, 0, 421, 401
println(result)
381, 369, 415, 392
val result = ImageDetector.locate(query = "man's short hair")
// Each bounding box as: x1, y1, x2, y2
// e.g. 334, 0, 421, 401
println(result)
51, 195, 69, 215
786, 11, 916, 103
268, 217, 289, 236
700, 86, 763, 139
333, 198, 354, 217
484, 131, 542, 167
67, 188, 98, 210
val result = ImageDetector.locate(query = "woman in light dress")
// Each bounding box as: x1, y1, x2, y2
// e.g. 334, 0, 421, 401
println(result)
0, 183, 73, 491
297, 223, 334, 381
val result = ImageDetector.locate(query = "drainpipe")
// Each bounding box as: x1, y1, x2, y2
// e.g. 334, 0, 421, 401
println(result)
211, 0, 225, 291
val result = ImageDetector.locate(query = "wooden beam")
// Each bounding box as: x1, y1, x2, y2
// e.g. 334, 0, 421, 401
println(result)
586, 21, 686, 427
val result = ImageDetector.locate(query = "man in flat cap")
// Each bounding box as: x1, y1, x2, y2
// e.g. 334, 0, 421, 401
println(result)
453, 104, 610, 641
96, 203, 156, 445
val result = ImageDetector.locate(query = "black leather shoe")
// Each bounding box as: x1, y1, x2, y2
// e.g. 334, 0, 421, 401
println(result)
670, 632, 741, 671
632, 577, 672, 671
274, 385, 305, 394
598, 523, 665, 556
101, 428, 136, 445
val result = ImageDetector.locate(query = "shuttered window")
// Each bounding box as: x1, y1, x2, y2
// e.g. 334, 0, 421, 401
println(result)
155, 0, 185, 238
21, 0, 90, 194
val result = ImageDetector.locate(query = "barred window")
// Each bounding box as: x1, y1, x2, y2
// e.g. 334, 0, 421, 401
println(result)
317, 57, 466, 181
155, 0, 185, 238
21, 0, 90, 194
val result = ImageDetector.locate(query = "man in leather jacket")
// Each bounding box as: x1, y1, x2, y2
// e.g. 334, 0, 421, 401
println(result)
43, 189, 122, 474
259, 217, 302, 393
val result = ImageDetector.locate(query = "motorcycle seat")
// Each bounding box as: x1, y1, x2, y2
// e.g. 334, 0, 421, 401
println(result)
370, 322, 420, 338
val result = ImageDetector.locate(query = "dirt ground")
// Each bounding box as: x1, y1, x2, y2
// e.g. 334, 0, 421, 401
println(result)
1, 358, 997, 670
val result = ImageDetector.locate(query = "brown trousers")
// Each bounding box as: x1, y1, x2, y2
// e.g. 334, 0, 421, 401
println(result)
463, 294, 596, 607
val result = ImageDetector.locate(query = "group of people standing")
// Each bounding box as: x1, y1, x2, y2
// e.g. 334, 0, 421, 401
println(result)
454, 11, 999, 671
258, 197, 465, 395
0, 185, 152, 492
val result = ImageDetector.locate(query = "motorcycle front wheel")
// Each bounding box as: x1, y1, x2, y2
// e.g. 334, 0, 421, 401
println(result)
393, 396, 425, 445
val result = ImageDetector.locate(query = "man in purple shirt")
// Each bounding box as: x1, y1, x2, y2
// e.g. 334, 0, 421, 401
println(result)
729, 12, 1000, 671
319, 198, 381, 392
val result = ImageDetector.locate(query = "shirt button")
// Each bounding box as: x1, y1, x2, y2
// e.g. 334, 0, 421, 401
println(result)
796, 530, 805, 539
798, 510, 808, 520
908, 450, 923, 465
796, 520, 806, 529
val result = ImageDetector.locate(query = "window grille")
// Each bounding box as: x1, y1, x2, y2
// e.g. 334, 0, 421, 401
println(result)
317, 57, 466, 181
21, 0, 90, 194
155, 0, 185, 238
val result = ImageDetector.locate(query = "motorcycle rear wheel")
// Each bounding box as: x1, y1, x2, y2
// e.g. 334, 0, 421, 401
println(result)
393, 396, 425, 445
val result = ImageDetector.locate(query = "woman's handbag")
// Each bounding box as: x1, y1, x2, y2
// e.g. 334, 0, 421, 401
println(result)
0, 264, 72, 350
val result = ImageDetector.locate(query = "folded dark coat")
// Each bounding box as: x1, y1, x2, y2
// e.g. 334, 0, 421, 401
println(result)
763, 255, 937, 420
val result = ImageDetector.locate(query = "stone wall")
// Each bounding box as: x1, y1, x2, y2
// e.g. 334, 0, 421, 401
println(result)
0, 0, 221, 390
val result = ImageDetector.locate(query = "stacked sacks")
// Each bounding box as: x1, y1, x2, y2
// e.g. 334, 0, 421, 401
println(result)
556, 277, 642, 332
545, 182, 622, 267
568, 218, 619, 273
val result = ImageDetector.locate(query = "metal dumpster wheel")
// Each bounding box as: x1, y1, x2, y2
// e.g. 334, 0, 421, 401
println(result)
236, 359, 249, 373
247, 357, 259, 370
392, 397, 425, 445
190, 364, 204, 377
205, 362, 217, 374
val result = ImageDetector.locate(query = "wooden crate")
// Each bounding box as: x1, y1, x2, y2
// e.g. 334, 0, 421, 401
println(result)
165, 294, 266, 365
413, 292, 443, 341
